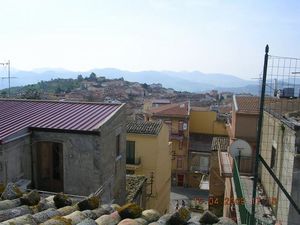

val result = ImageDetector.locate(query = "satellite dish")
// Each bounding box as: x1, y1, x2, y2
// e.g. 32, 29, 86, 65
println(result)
229, 139, 252, 157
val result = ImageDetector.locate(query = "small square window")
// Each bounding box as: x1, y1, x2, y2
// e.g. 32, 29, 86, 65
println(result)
177, 158, 183, 169
271, 146, 276, 169
116, 134, 121, 157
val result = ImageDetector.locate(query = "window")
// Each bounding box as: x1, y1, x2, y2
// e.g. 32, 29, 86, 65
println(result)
179, 140, 183, 150
126, 141, 135, 164
164, 120, 172, 130
200, 156, 209, 173
178, 121, 184, 131
177, 157, 183, 169
116, 134, 121, 157
271, 146, 276, 169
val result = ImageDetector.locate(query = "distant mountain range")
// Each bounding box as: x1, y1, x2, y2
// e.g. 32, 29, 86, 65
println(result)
0, 68, 259, 94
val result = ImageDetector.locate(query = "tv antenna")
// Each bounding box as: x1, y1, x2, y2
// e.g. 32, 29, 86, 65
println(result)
0, 60, 17, 97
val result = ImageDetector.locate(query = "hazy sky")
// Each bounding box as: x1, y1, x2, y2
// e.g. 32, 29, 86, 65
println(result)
0, 0, 299, 79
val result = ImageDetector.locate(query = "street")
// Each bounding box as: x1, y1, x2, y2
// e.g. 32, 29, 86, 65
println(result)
169, 186, 209, 215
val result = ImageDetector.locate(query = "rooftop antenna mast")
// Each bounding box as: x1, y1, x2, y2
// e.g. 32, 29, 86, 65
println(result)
0, 60, 16, 97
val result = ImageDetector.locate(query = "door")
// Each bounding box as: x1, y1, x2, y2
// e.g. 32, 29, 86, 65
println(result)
36, 142, 64, 192
126, 141, 135, 164
177, 174, 184, 186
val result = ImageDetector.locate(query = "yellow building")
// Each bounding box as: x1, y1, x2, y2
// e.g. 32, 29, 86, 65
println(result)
188, 107, 228, 188
144, 102, 190, 187
190, 107, 228, 136
126, 120, 172, 214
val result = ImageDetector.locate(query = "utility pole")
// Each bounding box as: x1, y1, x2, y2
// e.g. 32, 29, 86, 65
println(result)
0, 60, 16, 97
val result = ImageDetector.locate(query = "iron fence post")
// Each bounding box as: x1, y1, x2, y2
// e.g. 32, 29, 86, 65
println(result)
250, 45, 269, 225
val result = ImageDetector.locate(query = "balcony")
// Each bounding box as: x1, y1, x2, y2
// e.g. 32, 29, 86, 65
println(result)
169, 131, 184, 141
189, 165, 209, 174
126, 157, 141, 170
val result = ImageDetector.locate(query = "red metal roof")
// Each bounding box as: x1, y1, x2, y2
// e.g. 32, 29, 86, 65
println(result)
0, 99, 123, 144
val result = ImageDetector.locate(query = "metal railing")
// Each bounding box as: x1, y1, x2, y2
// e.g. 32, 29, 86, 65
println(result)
126, 156, 141, 165
190, 165, 209, 174
233, 159, 273, 225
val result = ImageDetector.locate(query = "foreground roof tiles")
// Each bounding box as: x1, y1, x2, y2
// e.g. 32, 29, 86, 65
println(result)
0, 99, 123, 143
126, 121, 163, 135
0, 182, 238, 225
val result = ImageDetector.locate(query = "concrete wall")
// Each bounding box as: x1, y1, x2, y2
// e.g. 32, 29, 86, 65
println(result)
32, 131, 102, 195
189, 110, 227, 136
260, 112, 298, 225
289, 153, 300, 225
0, 136, 31, 184
235, 113, 258, 142
94, 106, 126, 204
127, 124, 171, 213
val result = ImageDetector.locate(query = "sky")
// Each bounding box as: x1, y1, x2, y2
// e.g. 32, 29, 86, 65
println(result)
0, 0, 299, 80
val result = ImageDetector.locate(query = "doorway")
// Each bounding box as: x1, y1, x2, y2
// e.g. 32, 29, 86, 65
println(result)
36, 142, 64, 192
177, 174, 184, 186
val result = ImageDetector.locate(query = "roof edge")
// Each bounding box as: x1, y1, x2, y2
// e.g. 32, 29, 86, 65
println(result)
0, 98, 123, 106
29, 127, 100, 135
95, 103, 126, 129
233, 95, 238, 111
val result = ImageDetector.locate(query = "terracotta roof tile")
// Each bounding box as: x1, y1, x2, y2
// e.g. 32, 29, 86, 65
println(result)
211, 137, 229, 151
148, 101, 190, 117
126, 175, 147, 202
234, 96, 260, 114
126, 121, 162, 135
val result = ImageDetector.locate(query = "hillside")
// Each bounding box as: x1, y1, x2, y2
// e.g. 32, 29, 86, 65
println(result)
1, 73, 232, 119
0, 68, 257, 93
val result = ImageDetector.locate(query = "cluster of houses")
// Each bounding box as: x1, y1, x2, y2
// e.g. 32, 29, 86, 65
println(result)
0, 92, 299, 224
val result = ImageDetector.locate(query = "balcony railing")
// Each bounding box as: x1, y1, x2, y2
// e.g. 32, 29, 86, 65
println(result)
126, 157, 141, 165
190, 165, 209, 174
169, 132, 184, 141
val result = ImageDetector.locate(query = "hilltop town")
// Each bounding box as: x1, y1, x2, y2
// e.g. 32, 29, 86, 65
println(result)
1, 73, 234, 119
1, 55, 300, 225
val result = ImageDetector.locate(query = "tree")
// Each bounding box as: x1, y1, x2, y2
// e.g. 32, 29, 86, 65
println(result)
89, 72, 97, 81
77, 74, 84, 82
142, 83, 149, 89
21, 88, 41, 99
0, 91, 7, 98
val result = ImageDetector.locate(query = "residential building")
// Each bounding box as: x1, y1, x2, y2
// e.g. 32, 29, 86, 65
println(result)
260, 99, 300, 225
143, 99, 171, 112
144, 102, 190, 187
0, 99, 126, 204
227, 95, 261, 174
126, 120, 171, 213
190, 107, 227, 136
188, 107, 227, 188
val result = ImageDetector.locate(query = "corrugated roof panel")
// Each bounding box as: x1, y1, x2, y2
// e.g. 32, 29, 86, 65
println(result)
0, 99, 122, 143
